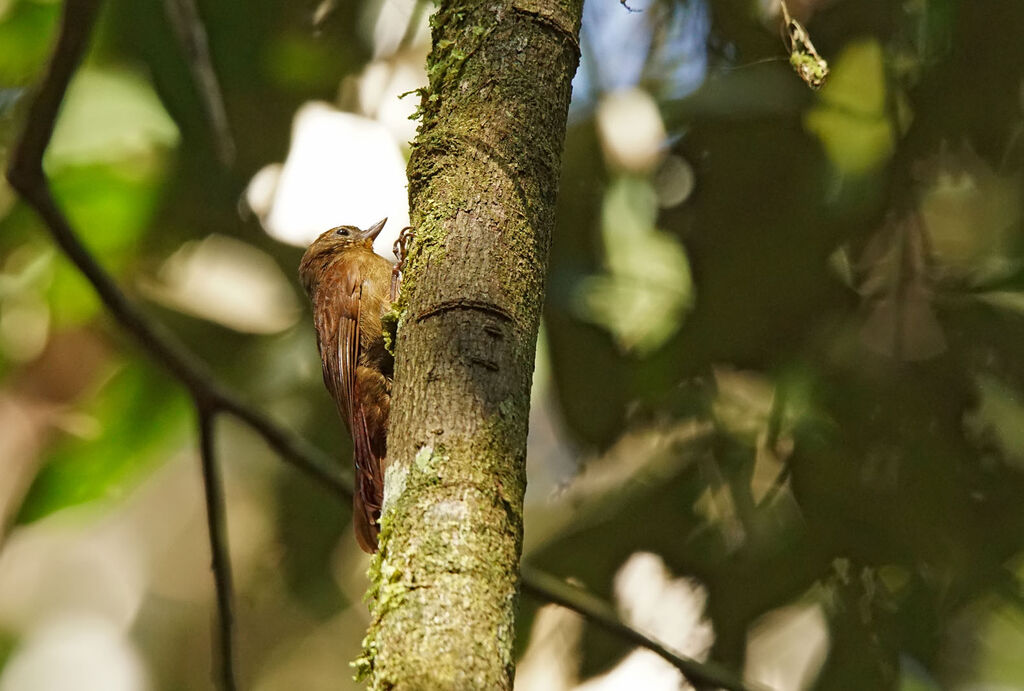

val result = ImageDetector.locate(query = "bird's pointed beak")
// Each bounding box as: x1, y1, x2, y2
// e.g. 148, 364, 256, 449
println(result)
362, 217, 387, 242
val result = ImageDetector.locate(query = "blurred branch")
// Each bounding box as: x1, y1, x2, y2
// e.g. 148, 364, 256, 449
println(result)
215, 395, 349, 500
398, 0, 429, 51
6, 0, 100, 176
196, 405, 238, 691
4, 0, 343, 498
162, 0, 235, 166
521, 565, 762, 691
5, 3, 757, 690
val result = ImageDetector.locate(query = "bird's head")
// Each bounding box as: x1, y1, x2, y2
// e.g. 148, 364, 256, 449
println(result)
311, 217, 388, 253
299, 217, 387, 292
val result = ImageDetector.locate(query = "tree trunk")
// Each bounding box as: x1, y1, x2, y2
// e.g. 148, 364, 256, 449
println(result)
358, 0, 582, 688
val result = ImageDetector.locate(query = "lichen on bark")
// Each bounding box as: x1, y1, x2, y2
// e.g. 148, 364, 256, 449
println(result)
359, 0, 583, 688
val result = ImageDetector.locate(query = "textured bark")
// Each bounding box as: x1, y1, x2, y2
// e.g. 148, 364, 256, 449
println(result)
357, 0, 582, 688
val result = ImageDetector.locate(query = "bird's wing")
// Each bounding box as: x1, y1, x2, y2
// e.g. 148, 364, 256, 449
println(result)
314, 284, 350, 420
324, 279, 382, 552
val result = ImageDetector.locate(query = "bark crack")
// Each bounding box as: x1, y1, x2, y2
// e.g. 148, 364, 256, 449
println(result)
510, 2, 581, 57
412, 299, 516, 325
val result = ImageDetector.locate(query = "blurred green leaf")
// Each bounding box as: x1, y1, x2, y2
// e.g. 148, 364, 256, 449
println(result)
44, 163, 166, 325
915, 145, 1021, 279
2, 66, 176, 327
804, 39, 895, 175
46, 65, 179, 167
965, 374, 1024, 471
16, 363, 190, 524
572, 175, 693, 355
971, 594, 1024, 687
263, 32, 346, 91
0, 629, 15, 674
0, 0, 59, 84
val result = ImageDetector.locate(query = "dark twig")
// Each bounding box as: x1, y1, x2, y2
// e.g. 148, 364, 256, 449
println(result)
6, 2, 754, 689
4, 0, 342, 495
6, 3, 211, 398
521, 565, 763, 691
215, 394, 350, 500
196, 406, 238, 691
7, 0, 101, 182
162, 0, 235, 166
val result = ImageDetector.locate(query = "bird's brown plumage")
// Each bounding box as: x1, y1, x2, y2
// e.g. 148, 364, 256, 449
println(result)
299, 219, 394, 553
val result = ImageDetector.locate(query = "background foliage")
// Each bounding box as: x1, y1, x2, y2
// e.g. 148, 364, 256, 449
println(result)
2, 0, 1024, 689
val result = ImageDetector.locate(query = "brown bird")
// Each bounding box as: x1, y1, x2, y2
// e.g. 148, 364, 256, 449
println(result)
299, 218, 394, 553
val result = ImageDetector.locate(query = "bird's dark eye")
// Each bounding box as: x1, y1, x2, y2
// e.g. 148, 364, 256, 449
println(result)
335, 228, 349, 237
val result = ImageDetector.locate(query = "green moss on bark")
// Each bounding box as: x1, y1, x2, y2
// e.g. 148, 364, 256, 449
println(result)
362, 0, 583, 688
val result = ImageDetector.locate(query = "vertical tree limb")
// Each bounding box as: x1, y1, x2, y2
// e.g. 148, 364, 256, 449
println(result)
363, 1, 583, 688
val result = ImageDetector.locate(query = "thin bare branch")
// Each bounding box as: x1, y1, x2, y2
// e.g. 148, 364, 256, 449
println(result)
7, 0, 100, 182
216, 394, 350, 500
5, 3, 755, 688
521, 565, 763, 691
196, 406, 238, 691
162, 0, 235, 166
4, 0, 343, 496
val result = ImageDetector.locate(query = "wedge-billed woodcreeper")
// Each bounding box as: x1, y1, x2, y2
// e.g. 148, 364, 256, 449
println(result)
299, 218, 393, 553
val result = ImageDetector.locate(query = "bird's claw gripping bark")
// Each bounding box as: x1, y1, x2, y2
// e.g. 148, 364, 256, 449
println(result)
391, 226, 414, 302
